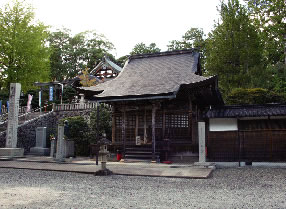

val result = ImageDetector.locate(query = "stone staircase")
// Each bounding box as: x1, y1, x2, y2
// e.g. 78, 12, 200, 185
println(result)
0, 106, 53, 134
124, 145, 160, 162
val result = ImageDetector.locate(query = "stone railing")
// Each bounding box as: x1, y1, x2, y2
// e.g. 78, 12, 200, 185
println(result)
1, 105, 27, 116
54, 102, 97, 112
0, 104, 53, 125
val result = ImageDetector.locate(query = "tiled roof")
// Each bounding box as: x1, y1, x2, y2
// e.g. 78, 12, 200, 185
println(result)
206, 104, 286, 118
81, 49, 217, 101
90, 56, 122, 75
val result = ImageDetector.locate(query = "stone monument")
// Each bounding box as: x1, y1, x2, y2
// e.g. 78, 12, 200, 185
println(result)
0, 83, 24, 158
194, 122, 215, 168
56, 125, 65, 161
30, 127, 50, 155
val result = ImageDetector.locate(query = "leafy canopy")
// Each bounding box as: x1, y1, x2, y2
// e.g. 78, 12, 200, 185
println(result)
0, 0, 50, 91
130, 42, 161, 55
48, 29, 114, 81
205, 0, 263, 94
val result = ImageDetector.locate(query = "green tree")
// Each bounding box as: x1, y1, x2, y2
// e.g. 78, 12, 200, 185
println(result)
205, 0, 263, 94
246, 0, 286, 64
116, 55, 129, 68
0, 0, 50, 92
130, 42, 161, 55
49, 29, 114, 80
168, 28, 206, 50
48, 28, 72, 81
226, 88, 285, 104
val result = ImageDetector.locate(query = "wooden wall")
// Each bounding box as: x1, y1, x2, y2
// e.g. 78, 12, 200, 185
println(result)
207, 129, 286, 162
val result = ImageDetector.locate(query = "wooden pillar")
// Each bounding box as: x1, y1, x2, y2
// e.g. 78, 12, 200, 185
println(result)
162, 108, 166, 139
188, 95, 192, 137
111, 105, 115, 144
143, 107, 147, 143
122, 105, 126, 160
135, 111, 139, 139
152, 104, 157, 162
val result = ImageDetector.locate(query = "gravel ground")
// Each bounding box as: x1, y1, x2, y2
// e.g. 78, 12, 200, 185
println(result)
0, 167, 286, 209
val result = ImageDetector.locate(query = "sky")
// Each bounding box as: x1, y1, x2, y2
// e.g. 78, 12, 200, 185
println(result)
0, 0, 222, 58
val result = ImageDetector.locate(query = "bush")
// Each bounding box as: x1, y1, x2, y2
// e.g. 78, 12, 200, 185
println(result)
89, 104, 112, 143
226, 88, 286, 105
61, 116, 89, 156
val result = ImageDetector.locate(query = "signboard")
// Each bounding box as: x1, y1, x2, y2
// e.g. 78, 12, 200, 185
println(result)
0, 100, 2, 114
136, 136, 141, 145
7, 101, 9, 112
49, 86, 53, 101
39, 91, 41, 107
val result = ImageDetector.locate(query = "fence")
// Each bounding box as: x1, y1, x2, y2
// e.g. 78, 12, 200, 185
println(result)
53, 102, 97, 111
1, 105, 27, 115
207, 129, 286, 162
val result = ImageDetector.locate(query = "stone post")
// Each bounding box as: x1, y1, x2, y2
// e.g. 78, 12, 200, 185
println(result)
6, 83, 21, 148
79, 94, 85, 109
50, 139, 56, 157
30, 127, 50, 156
194, 122, 215, 168
56, 125, 65, 161
198, 122, 206, 163
0, 83, 24, 158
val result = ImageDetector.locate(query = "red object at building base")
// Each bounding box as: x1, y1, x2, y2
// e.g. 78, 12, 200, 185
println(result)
117, 154, 122, 161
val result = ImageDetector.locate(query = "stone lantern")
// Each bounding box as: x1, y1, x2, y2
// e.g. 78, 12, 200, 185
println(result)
95, 134, 112, 175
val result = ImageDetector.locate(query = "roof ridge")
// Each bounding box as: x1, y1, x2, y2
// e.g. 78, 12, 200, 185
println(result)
129, 49, 199, 61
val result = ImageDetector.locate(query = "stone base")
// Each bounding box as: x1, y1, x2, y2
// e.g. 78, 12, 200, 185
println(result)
94, 169, 113, 176
30, 147, 50, 156
0, 148, 24, 158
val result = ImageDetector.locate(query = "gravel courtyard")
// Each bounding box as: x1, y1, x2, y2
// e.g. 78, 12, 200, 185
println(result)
0, 167, 286, 208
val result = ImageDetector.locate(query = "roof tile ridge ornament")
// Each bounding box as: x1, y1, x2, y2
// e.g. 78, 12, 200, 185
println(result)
128, 49, 197, 61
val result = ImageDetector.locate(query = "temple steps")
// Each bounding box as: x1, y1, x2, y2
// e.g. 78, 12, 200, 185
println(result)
124, 146, 160, 162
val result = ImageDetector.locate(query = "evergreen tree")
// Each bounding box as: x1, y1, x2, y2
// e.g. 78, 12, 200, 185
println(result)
205, 0, 263, 94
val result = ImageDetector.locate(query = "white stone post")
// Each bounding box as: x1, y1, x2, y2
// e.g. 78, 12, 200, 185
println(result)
6, 83, 21, 148
0, 83, 24, 158
198, 122, 206, 163
79, 93, 85, 109
56, 125, 65, 161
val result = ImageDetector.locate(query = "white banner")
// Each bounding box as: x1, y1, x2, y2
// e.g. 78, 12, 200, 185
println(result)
26, 94, 33, 113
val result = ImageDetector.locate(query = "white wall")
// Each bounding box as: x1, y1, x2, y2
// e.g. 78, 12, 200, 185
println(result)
209, 118, 238, 131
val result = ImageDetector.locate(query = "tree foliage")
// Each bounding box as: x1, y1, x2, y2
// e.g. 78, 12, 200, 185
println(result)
246, 0, 286, 64
168, 28, 206, 50
0, 0, 50, 91
89, 105, 112, 143
130, 42, 161, 55
48, 29, 114, 81
226, 88, 286, 105
205, 0, 263, 94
